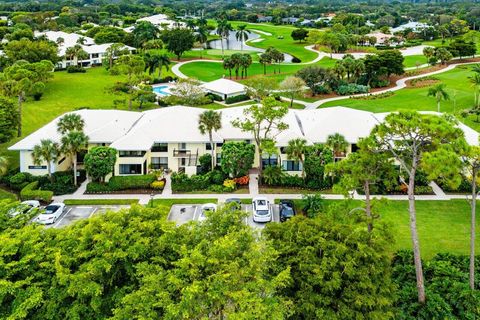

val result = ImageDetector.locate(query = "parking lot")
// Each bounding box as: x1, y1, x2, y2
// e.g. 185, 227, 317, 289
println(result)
43, 205, 129, 229
167, 203, 281, 228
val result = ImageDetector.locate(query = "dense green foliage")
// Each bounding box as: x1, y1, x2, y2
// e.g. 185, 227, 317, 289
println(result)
19, 181, 53, 202
86, 174, 157, 193
220, 141, 255, 178
84, 147, 117, 182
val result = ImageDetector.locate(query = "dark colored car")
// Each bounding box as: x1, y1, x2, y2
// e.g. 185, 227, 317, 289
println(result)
279, 200, 296, 222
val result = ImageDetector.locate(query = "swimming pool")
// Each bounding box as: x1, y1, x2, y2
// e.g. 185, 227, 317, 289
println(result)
152, 85, 171, 96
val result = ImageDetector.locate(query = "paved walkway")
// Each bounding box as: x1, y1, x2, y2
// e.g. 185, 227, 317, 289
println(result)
249, 172, 259, 196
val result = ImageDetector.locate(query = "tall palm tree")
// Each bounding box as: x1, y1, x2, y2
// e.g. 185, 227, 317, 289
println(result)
285, 138, 307, 179
216, 19, 232, 58
32, 139, 59, 180
195, 26, 209, 50
144, 53, 170, 78
57, 113, 85, 135
61, 131, 89, 186
198, 110, 222, 171
235, 25, 250, 51
65, 44, 88, 66
427, 83, 450, 113
470, 73, 480, 108
326, 133, 348, 160
185, 19, 196, 30
157, 54, 171, 78
223, 56, 234, 78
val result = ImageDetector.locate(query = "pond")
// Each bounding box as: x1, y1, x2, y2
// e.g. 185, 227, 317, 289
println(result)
207, 30, 294, 63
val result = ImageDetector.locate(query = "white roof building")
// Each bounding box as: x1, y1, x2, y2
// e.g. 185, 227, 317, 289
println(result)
391, 21, 431, 33
10, 106, 479, 152
200, 79, 247, 100
124, 14, 185, 32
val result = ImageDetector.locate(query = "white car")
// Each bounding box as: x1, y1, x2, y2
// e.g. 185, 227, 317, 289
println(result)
36, 203, 66, 225
8, 200, 41, 217
252, 197, 272, 223
198, 203, 217, 222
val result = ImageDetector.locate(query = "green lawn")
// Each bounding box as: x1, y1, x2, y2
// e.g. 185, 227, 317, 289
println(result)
321, 64, 480, 130
150, 198, 218, 207
282, 199, 479, 259
403, 55, 428, 68
228, 21, 319, 63
179, 57, 336, 83
63, 199, 139, 205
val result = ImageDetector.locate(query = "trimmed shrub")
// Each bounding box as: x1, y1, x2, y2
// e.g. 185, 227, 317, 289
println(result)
66, 65, 86, 73
151, 76, 177, 84
206, 93, 223, 101
86, 182, 113, 193
225, 94, 250, 104
108, 174, 156, 190
20, 181, 53, 202
336, 84, 369, 95
9, 172, 33, 191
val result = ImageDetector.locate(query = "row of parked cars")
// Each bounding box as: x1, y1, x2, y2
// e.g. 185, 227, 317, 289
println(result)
8, 200, 66, 225
199, 197, 296, 223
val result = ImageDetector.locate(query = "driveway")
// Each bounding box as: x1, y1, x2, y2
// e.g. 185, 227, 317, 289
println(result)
42, 205, 129, 229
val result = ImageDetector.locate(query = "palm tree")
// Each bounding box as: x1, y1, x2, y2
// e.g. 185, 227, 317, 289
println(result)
259, 53, 271, 75
0, 156, 9, 176
61, 131, 89, 186
216, 19, 232, 58
285, 138, 307, 179
195, 26, 209, 50
65, 44, 88, 66
470, 73, 480, 109
427, 83, 450, 113
157, 54, 171, 78
326, 133, 348, 160
198, 110, 222, 171
240, 54, 252, 78
223, 56, 234, 78
144, 53, 171, 78
76, 36, 86, 45
57, 113, 85, 135
32, 139, 59, 180
185, 19, 196, 30
235, 25, 250, 51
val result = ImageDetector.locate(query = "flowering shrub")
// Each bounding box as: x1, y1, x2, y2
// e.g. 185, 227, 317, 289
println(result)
233, 175, 249, 185
150, 180, 165, 190
223, 179, 236, 191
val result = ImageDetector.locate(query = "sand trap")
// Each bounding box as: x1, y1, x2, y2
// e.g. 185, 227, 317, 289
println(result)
250, 29, 272, 36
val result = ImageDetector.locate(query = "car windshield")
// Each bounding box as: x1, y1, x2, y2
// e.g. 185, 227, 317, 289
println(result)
282, 206, 294, 216
256, 210, 269, 216
44, 205, 58, 213
257, 200, 266, 206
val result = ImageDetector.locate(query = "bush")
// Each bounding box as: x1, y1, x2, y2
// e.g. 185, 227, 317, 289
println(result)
37, 170, 86, 195
66, 65, 86, 73
171, 172, 210, 192
336, 84, 369, 95
108, 174, 156, 190
150, 180, 165, 190
206, 93, 223, 101
9, 172, 33, 191
223, 179, 236, 191
198, 154, 212, 173
208, 169, 227, 185
313, 85, 331, 94
225, 94, 250, 104
151, 76, 176, 84
20, 181, 53, 203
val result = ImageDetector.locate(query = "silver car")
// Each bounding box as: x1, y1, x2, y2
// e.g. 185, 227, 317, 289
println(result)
252, 197, 272, 223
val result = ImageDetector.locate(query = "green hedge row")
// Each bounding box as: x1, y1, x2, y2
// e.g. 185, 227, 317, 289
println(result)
86, 174, 157, 193
20, 181, 53, 203
225, 94, 250, 104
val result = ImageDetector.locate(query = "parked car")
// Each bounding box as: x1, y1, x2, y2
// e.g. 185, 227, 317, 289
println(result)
279, 199, 296, 222
198, 203, 217, 222
8, 200, 41, 217
252, 197, 272, 223
36, 203, 65, 225
225, 198, 242, 210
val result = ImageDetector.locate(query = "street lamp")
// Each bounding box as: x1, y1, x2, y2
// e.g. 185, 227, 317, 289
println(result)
150, 192, 155, 208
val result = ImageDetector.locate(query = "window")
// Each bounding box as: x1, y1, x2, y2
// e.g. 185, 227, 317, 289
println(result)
206, 143, 213, 151
151, 157, 168, 170
119, 164, 142, 175
282, 160, 302, 171
178, 143, 187, 150
28, 165, 47, 170
262, 154, 278, 169
151, 143, 168, 152
216, 142, 223, 147
216, 153, 221, 165
119, 151, 146, 157
91, 53, 99, 58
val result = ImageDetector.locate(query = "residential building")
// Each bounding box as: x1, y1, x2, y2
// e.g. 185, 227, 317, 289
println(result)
257, 16, 273, 23
9, 106, 479, 179
124, 14, 185, 32
200, 79, 247, 100
391, 21, 431, 34
365, 32, 403, 46
35, 31, 135, 69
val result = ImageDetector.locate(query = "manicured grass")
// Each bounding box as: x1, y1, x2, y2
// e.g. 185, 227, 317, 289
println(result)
321, 65, 480, 130
403, 55, 428, 68
150, 48, 260, 62
63, 199, 139, 205
277, 198, 479, 259
150, 198, 218, 207
260, 187, 332, 194
179, 57, 336, 83
228, 21, 319, 62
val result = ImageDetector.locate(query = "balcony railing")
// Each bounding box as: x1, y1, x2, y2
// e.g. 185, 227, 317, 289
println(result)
173, 149, 191, 157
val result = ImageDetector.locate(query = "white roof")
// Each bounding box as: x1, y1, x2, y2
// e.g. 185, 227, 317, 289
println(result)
392, 21, 430, 33
9, 106, 479, 152
201, 79, 246, 95
9, 110, 142, 150
124, 14, 185, 32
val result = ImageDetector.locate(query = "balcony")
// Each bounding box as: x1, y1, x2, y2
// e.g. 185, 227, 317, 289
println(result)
173, 149, 191, 157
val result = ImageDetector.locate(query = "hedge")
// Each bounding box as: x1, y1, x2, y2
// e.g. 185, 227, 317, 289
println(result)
86, 174, 158, 193
20, 181, 53, 203
225, 94, 250, 104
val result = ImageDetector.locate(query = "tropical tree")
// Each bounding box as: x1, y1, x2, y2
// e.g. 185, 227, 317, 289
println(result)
216, 19, 232, 58
32, 139, 59, 179
326, 137, 396, 232
235, 24, 250, 51
222, 56, 234, 78
470, 73, 480, 109
232, 97, 289, 176
198, 110, 222, 171
427, 83, 450, 113
435, 47, 453, 65
160, 28, 195, 60
84, 146, 117, 183
144, 53, 170, 78
57, 113, 85, 135
195, 26, 209, 50
285, 138, 307, 179
220, 141, 255, 177
104, 43, 128, 70
259, 53, 271, 75
371, 111, 466, 304
61, 131, 89, 186
326, 133, 348, 159
65, 44, 88, 66
239, 53, 252, 78
132, 21, 159, 48
279, 76, 306, 107
112, 54, 145, 110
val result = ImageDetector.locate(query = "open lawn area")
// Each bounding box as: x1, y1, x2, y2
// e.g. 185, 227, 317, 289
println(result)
321, 64, 480, 130
179, 57, 336, 83
403, 54, 428, 68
